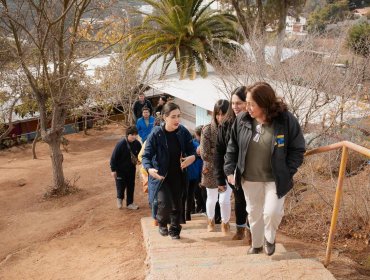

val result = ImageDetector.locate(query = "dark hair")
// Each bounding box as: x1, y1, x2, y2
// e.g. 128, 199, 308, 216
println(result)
212, 99, 229, 125
159, 95, 167, 103
142, 106, 150, 113
223, 86, 247, 124
162, 102, 180, 117
126, 125, 138, 136
194, 125, 203, 137
246, 82, 288, 123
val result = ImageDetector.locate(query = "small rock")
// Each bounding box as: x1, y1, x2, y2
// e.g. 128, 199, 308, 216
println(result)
17, 179, 26, 187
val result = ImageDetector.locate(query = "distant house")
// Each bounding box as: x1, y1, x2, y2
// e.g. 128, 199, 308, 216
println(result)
353, 7, 370, 18
286, 16, 307, 36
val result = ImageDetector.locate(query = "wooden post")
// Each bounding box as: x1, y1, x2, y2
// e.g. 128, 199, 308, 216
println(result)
324, 146, 348, 267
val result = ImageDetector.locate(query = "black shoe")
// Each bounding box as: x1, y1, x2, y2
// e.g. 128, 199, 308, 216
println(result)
247, 246, 263, 255
264, 240, 275, 256
158, 226, 168, 236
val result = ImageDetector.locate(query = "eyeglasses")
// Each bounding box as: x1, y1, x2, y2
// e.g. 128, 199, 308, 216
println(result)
253, 124, 263, 142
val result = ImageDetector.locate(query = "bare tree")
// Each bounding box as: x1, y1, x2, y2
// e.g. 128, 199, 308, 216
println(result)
93, 52, 147, 126
213, 30, 368, 146
228, 0, 305, 65
0, 0, 122, 195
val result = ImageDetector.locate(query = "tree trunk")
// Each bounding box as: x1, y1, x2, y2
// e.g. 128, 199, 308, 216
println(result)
83, 116, 88, 135
231, 0, 266, 67
42, 105, 67, 193
48, 136, 66, 192
274, 1, 287, 65
32, 120, 40, 159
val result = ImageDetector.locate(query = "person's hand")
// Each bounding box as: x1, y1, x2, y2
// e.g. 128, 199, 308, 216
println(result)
111, 171, 117, 179
218, 185, 226, 193
227, 174, 235, 185
180, 155, 195, 169
148, 168, 165, 180
196, 146, 201, 156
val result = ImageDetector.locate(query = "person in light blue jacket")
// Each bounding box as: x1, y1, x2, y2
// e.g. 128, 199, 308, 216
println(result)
136, 106, 155, 142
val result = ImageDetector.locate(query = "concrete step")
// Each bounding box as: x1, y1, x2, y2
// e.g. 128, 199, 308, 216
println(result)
141, 216, 336, 280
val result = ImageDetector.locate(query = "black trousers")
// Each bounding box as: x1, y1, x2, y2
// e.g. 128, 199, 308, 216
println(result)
185, 180, 198, 220
156, 178, 183, 235
115, 167, 136, 206
232, 185, 248, 227
194, 182, 206, 213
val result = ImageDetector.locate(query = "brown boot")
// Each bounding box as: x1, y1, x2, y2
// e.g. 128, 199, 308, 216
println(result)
221, 222, 230, 235
207, 219, 215, 232
232, 227, 246, 240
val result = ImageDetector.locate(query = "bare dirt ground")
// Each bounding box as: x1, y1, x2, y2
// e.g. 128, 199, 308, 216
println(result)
0, 124, 368, 280
0, 125, 148, 280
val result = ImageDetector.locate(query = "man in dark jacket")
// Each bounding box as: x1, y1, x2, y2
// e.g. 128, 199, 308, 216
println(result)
132, 93, 153, 123
110, 126, 142, 210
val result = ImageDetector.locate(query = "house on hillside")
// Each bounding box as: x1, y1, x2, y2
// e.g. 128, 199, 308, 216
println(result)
353, 7, 370, 18
286, 16, 308, 36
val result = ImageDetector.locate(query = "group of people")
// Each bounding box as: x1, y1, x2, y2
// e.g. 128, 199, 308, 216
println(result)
110, 82, 306, 255
110, 93, 167, 210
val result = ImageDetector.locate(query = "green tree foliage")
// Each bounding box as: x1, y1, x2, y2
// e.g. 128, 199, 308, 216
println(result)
307, 0, 351, 33
126, 0, 242, 80
347, 21, 370, 57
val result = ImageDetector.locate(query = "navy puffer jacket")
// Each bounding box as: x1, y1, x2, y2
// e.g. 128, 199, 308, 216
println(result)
142, 124, 196, 203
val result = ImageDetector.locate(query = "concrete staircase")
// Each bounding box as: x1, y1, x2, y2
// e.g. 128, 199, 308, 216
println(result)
141, 215, 336, 280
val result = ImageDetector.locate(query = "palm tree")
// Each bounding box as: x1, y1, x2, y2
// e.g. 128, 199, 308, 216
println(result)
126, 0, 242, 80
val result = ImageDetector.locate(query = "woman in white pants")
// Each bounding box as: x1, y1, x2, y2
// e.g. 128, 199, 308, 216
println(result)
224, 82, 305, 255
200, 99, 232, 234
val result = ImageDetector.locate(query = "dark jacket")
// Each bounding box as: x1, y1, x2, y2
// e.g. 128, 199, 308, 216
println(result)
132, 99, 153, 120
187, 139, 203, 182
224, 111, 306, 198
110, 138, 142, 176
214, 119, 234, 186
142, 124, 196, 203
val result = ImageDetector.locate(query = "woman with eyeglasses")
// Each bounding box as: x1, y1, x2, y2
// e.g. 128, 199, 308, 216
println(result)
224, 82, 305, 256
200, 99, 231, 234
214, 87, 251, 242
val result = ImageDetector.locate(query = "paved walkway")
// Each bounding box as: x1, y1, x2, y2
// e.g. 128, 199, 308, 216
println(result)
141, 215, 336, 280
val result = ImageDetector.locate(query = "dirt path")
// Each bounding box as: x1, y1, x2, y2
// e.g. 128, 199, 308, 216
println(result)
0, 126, 148, 280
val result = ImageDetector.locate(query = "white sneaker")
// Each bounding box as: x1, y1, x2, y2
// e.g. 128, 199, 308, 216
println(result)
127, 203, 139, 210
117, 198, 123, 209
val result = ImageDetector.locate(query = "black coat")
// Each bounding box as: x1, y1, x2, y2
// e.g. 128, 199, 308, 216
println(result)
224, 111, 306, 198
214, 119, 234, 186
110, 138, 141, 176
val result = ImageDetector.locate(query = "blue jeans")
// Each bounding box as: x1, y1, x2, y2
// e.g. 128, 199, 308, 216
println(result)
150, 197, 158, 219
